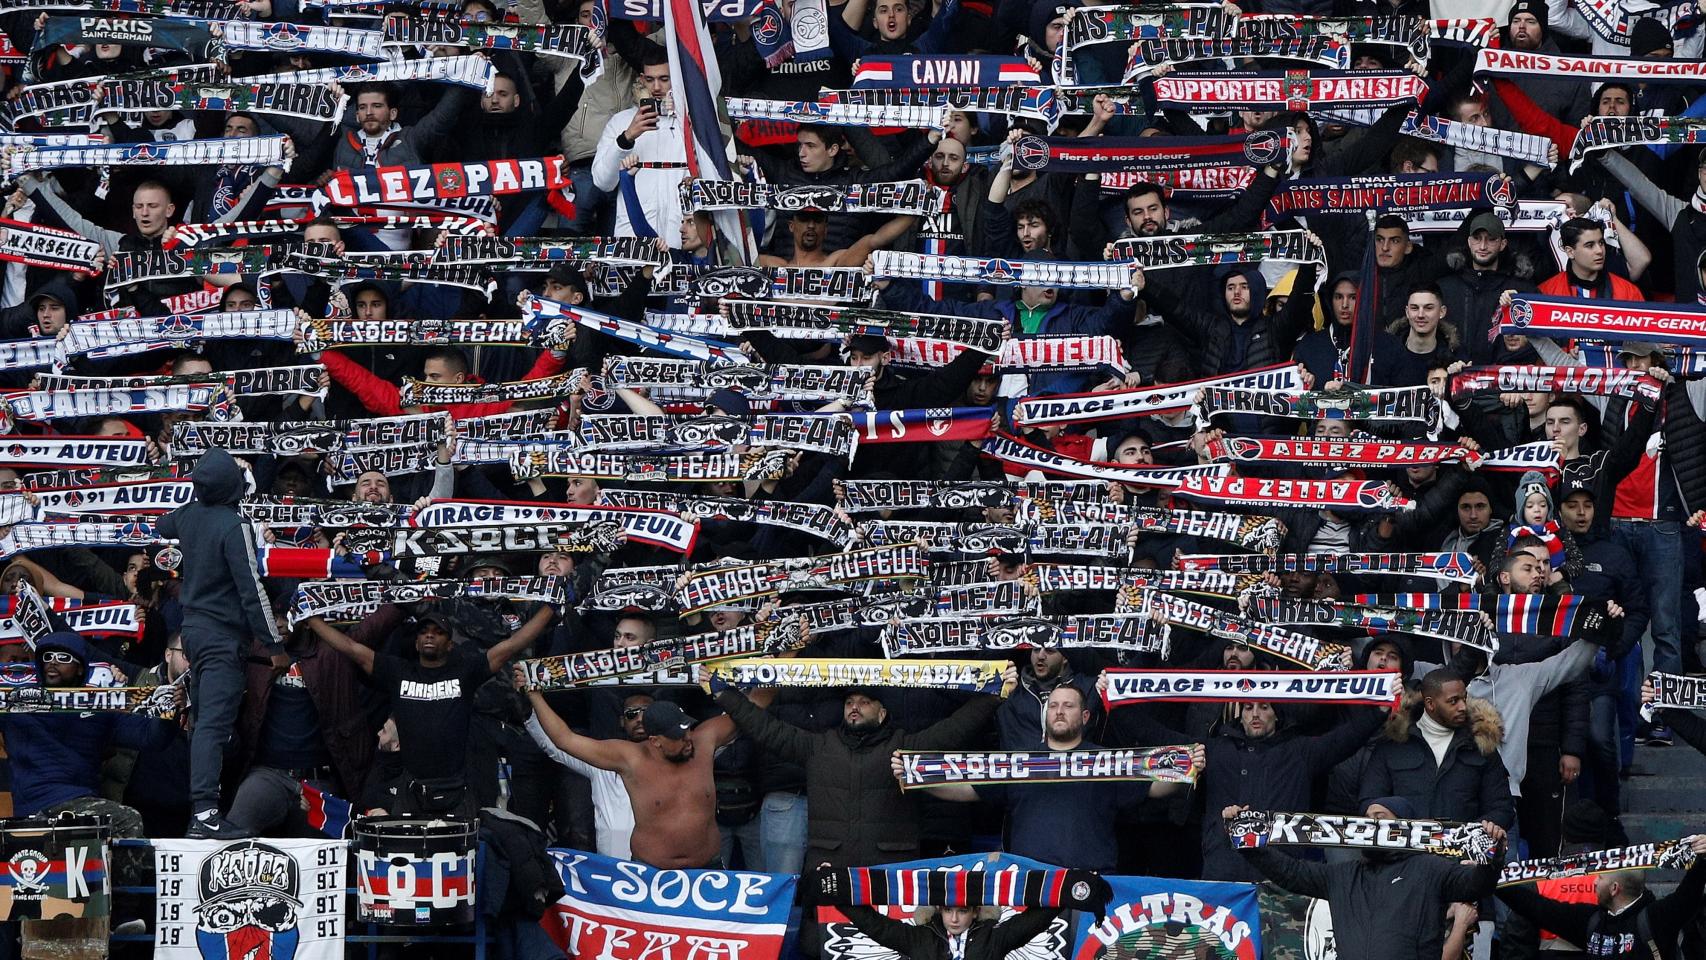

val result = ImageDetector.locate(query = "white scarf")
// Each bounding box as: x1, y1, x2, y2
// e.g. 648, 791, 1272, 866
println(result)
1417, 711, 1456, 766
358, 123, 402, 166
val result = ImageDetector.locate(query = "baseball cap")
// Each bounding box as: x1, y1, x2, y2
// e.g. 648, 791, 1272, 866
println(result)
1466, 211, 1506, 239
196, 840, 302, 910
848, 334, 892, 355
642, 701, 693, 740
415, 611, 455, 635
1618, 341, 1664, 359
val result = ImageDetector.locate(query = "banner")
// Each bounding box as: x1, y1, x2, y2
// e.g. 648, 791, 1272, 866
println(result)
152, 838, 346, 959
0, 816, 108, 921
1102, 669, 1403, 708
704, 657, 1008, 694
544, 850, 794, 960
896, 746, 1198, 789
1074, 876, 1262, 960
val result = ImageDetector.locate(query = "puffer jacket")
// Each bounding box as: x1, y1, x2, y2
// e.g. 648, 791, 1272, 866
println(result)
1357, 693, 1515, 827
715, 689, 1000, 867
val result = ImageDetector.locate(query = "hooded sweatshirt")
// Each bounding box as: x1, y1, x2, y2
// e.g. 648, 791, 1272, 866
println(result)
155, 449, 283, 652
0, 632, 174, 815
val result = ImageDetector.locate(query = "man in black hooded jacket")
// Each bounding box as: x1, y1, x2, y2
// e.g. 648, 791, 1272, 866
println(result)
156, 447, 286, 838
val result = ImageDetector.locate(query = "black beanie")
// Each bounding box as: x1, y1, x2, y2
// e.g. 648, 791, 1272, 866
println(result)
1508, 0, 1547, 32
1630, 18, 1673, 56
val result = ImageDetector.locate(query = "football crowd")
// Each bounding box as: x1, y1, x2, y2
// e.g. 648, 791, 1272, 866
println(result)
0, 0, 1704, 956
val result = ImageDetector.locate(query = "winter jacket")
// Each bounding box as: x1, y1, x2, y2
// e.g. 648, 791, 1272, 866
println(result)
1241, 844, 1497, 960
1438, 254, 1538, 364
750, 140, 937, 258
0, 633, 175, 815
1597, 152, 1706, 306
995, 665, 1098, 750
715, 688, 1001, 867
1114, 705, 1387, 881
155, 449, 283, 652
842, 905, 1064, 960
236, 605, 403, 801
1358, 694, 1515, 827
330, 89, 476, 170
1499, 859, 1705, 960
1140, 266, 1310, 377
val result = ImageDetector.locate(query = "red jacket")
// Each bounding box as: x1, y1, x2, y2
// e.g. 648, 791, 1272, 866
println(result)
321, 348, 568, 421
1537, 269, 1645, 303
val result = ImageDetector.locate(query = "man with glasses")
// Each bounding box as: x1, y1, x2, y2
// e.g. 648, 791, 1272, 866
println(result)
524, 691, 654, 858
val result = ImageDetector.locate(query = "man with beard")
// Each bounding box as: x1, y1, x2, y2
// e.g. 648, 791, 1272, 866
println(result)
1440, 214, 1538, 362
1359, 668, 1514, 827
526, 691, 654, 858
758, 207, 916, 269
1066, 166, 1282, 265
1226, 798, 1505, 960
1496, 835, 1706, 960
996, 646, 1098, 749
521, 677, 732, 868
899, 684, 1204, 871
1489, 0, 1590, 125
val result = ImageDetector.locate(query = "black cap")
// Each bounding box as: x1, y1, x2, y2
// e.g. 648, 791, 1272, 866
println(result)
546, 263, 583, 288
1631, 17, 1672, 56
843, 685, 886, 705
1508, 0, 1546, 30
848, 334, 891, 355
415, 611, 455, 635
642, 700, 692, 740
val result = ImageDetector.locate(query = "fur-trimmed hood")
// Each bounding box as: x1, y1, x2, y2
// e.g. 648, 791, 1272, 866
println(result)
1445, 247, 1537, 281
1382, 690, 1504, 757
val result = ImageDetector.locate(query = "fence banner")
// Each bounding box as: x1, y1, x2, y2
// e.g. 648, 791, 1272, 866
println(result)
151, 838, 347, 959
1073, 875, 1262, 960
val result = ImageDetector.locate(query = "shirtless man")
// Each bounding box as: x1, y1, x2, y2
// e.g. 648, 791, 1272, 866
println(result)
758, 207, 915, 269
517, 666, 734, 868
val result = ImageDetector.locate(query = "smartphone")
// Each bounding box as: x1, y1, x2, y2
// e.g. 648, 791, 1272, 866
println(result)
641, 97, 661, 115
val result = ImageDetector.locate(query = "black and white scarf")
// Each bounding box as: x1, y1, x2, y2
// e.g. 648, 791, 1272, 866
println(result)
678, 545, 928, 613
1228, 809, 1501, 864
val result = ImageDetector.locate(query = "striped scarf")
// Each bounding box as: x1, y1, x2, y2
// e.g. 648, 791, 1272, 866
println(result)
826, 866, 1108, 910
6, 136, 287, 176
244, 54, 495, 90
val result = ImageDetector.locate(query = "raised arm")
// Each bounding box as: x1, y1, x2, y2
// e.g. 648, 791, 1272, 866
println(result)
519, 673, 640, 773
224, 523, 284, 654
485, 603, 556, 674
303, 614, 376, 674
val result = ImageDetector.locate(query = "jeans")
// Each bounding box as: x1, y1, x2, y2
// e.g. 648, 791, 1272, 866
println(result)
719, 816, 763, 871
1612, 519, 1685, 674
182, 627, 247, 811
759, 791, 808, 874
1616, 647, 1644, 769
565, 163, 612, 235
1582, 689, 1623, 820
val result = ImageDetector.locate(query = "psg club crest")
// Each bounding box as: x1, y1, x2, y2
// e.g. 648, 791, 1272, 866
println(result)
1507, 298, 1534, 328
1243, 129, 1284, 167
194, 841, 303, 960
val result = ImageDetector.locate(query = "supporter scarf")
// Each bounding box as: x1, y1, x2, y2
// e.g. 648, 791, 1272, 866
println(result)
60, 310, 295, 359
1195, 384, 1442, 434
597, 489, 852, 546
678, 545, 928, 613
33, 14, 215, 54
28, 479, 192, 515
240, 496, 412, 528
5, 136, 287, 176
1015, 362, 1304, 427
0, 436, 150, 468
1267, 171, 1515, 223
724, 97, 944, 130
0, 218, 101, 275
1245, 596, 1497, 651
338, 520, 636, 559
1174, 475, 1412, 512
3, 382, 233, 422
1229, 809, 1501, 864
297, 318, 531, 351
1123, 35, 1347, 78
819, 86, 1059, 126
406, 499, 700, 553
319, 155, 573, 209
839, 479, 1018, 512
604, 356, 871, 402
0, 596, 139, 642
706, 656, 1008, 693
1475, 47, 1706, 86
274, 250, 497, 298
518, 619, 808, 689
890, 335, 1127, 375
499, 446, 789, 483
881, 614, 1170, 657
1503, 293, 1706, 348
1350, 593, 1607, 639
1430, 17, 1498, 46
983, 433, 1231, 488
1059, 4, 1233, 80
460, 408, 558, 440
103, 246, 276, 296
1480, 440, 1562, 474
722, 299, 1007, 352
859, 520, 1045, 554
436, 235, 665, 269
277, 189, 498, 224
688, 264, 876, 303
1032, 564, 1248, 599
397, 371, 578, 407
1205, 436, 1482, 468
22, 465, 178, 491
1570, 116, 1706, 171
1025, 501, 1286, 552
924, 581, 1035, 617
871, 250, 1132, 290
39, 365, 324, 399
0, 134, 107, 148
1178, 551, 1477, 583
0, 682, 181, 718
3, 65, 221, 127
845, 409, 995, 444
1241, 14, 1431, 57
288, 575, 569, 625
1396, 113, 1551, 166
173, 413, 445, 457
1450, 365, 1662, 404
10, 583, 56, 647
323, 447, 442, 484
251, 545, 376, 579
1151, 70, 1426, 111
0, 521, 163, 558
380, 16, 596, 63
578, 414, 855, 456
1010, 131, 1284, 174
1644, 670, 1706, 710
682, 179, 932, 214
103, 81, 345, 121
1143, 591, 1354, 670
244, 54, 495, 91
1101, 668, 1402, 708
0, 338, 65, 372
1500, 840, 1700, 887
9, 0, 239, 15
852, 54, 1036, 87
209, 20, 384, 58
581, 564, 679, 612
899, 748, 1198, 797
1107, 230, 1323, 274
529, 303, 741, 364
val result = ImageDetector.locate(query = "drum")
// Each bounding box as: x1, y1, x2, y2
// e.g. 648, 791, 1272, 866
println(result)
352, 815, 477, 925
0, 814, 109, 922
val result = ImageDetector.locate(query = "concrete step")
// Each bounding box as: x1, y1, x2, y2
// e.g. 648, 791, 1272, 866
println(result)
1617, 775, 1706, 814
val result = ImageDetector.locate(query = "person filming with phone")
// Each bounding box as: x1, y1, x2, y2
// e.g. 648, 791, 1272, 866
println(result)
592, 46, 688, 243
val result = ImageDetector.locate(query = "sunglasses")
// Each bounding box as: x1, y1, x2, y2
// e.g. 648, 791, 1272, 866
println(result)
40, 651, 77, 665
622, 708, 646, 719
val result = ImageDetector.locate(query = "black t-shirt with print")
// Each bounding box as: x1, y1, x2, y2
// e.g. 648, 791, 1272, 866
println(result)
371, 646, 491, 780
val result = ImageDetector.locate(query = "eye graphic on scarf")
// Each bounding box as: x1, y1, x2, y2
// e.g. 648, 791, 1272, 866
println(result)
198, 897, 298, 934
